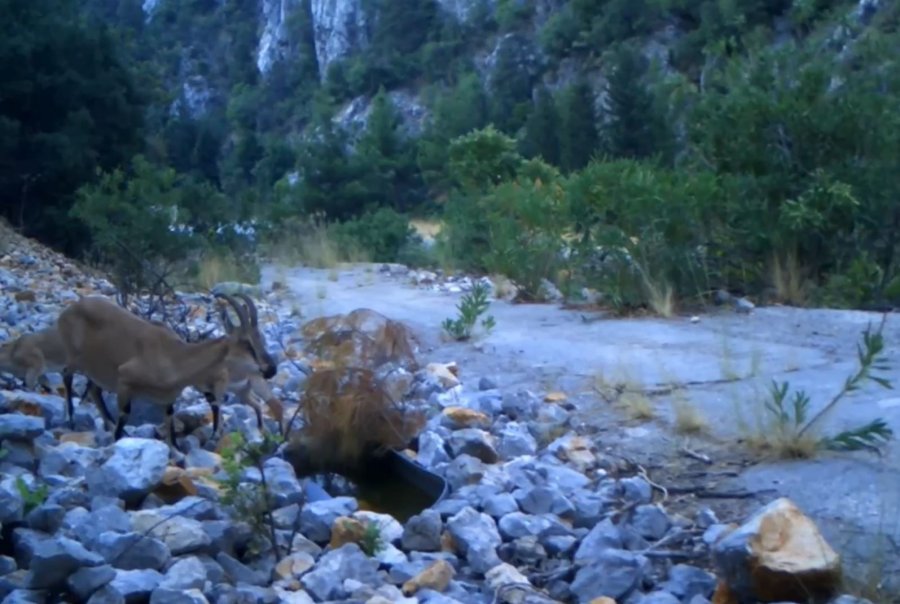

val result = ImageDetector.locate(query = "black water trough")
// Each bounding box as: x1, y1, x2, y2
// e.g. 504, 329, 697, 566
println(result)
287, 448, 449, 523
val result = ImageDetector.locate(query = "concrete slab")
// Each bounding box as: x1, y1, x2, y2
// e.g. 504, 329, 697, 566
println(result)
263, 262, 900, 593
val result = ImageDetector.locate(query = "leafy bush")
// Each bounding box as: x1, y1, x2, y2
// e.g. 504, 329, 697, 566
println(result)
447, 126, 524, 194
686, 37, 900, 303
563, 159, 726, 310
442, 282, 496, 341
331, 207, 420, 264
441, 153, 569, 300
753, 316, 894, 458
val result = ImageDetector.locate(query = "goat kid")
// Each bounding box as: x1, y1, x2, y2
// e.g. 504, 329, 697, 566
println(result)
57, 293, 276, 450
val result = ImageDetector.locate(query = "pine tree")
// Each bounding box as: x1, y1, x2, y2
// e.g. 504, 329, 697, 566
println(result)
417, 73, 489, 195
357, 87, 423, 211
601, 46, 660, 160
522, 86, 561, 166
558, 78, 599, 172
489, 39, 534, 135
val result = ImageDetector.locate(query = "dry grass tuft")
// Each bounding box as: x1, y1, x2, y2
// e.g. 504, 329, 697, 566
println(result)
672, 397, 708, 435
620, 391, 656, 420
771, 250, 811, 306
263, 215, 369, 269
741, 431, 820, 460
192, 250, 259, 291
490, 274, 518, 300
644, 277, 676, 318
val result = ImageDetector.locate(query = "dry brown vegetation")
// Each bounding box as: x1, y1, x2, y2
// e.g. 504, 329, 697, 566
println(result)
283, 308, 427, 477
285, 367, 426, 476
301, 308, 420, 372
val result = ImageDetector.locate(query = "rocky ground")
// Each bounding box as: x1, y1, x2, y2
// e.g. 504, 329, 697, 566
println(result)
0, 224, 889, 604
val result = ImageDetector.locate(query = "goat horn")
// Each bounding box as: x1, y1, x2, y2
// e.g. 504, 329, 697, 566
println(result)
217, 305, 235, 331
233, 292, 259, 326
214, 293, 250, 328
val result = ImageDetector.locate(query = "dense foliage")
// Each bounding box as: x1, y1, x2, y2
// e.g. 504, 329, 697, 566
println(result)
2, 0, 899, 309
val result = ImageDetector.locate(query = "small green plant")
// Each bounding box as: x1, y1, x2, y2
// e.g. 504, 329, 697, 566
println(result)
15, 476, 48, 514
758, 315, 894, 458
442, 282, 496, 341
217, 431, 285, 556
360, 520, 385, 557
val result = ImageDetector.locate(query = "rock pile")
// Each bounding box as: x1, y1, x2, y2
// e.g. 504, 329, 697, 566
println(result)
0, 224, 871, 603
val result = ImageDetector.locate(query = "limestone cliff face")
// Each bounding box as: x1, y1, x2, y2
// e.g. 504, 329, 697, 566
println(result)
257, 0, 301, 74
309, 0, 369, 79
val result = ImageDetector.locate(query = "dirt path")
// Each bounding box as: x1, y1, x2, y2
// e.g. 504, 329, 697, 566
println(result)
263, 262, 900, 596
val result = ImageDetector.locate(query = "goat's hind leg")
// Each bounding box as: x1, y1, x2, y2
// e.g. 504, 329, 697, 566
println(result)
85, 381, 115, 432
163, 401, 180, 450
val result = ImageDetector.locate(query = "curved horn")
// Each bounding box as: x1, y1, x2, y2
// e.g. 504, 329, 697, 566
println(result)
214, 293, 250, 329
233, 292, 259, 326
217, 304, 235, 333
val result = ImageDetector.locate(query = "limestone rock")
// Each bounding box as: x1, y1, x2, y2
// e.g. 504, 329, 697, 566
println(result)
401, 559, 455, 596
330, 517, 367, 549
712, 498, 841, 603
441, 406, 490, 429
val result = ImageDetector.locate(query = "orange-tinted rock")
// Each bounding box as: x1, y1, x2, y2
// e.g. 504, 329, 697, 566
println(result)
330, 517, 367, 549
153, 466, 198, 503
401, 559, 455, 595
442, 406, 489, 429
711, 581, 738, 604
274, 552, 316, 580
425, 363, 460, 389
59, 431, 97, 447
440, 531, 456, 553
551, 434, 597, 472
712, 497, 841, 603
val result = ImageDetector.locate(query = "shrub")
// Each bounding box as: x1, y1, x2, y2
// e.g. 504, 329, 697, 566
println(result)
686, 37, 900, 304
331, 207, 420, 264
441, 159, 568, 300
563, 158, 726, 310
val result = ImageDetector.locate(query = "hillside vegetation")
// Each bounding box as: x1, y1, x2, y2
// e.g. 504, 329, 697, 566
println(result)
1, 0, 899, 312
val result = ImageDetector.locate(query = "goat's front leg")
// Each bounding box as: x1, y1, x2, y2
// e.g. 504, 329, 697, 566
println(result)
113, 383, 134, 441
248, 375, 285, 434
206, 377, 228, 440
202, 391, 219, 436
62, 367, 77, 430
23, 366, 40, 392
234, 378, 266, 432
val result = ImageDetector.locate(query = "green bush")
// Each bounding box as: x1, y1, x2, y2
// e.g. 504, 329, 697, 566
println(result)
563, 159, 726, 310
331, 207, 420, 264
441, 156, 567, 300
686, 35, 900, 304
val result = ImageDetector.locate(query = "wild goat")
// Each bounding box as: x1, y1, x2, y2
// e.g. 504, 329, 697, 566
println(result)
0, 326, 68, 392
56, 293, 278, 449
